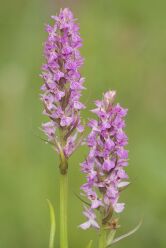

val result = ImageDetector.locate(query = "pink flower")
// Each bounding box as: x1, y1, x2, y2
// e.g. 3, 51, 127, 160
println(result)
79, 207, 100, 230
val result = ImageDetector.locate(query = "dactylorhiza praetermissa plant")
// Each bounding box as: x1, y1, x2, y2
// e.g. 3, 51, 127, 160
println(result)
79, 91, 135, 247
40, 8, 141, 248
40, 8, 85, 248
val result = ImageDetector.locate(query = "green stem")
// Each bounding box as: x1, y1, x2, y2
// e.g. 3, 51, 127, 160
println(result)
60, 173, 68, 248
98, 227, 107, 248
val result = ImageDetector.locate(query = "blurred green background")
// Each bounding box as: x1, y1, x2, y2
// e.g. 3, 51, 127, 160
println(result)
0, 0, 166, 247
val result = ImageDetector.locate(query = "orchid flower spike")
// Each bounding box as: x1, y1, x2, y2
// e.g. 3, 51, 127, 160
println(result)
80, 90, 129, 229
40, 8, 85, 173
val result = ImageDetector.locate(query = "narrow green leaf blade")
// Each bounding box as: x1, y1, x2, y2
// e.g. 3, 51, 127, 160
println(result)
107, 220, 142, 247
86, 240, 93, 248
47, 199, 56, 248
106, 230, 116, 247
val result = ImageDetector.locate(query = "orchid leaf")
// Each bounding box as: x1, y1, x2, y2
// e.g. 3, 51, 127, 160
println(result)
47, 199, 56, 248
106, 220, 142, 247
111, 220, 142, 245
106, 230, 116, 247
86, 240, 93, 248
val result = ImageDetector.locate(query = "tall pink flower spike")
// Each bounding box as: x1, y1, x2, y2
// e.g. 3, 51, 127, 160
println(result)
40, 8, 85, 173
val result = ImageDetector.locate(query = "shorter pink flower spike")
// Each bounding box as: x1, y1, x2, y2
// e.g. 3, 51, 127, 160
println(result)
80, 91, 129, 229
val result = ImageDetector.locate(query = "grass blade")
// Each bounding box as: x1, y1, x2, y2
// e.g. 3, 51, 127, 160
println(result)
47, 199, 56, 248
